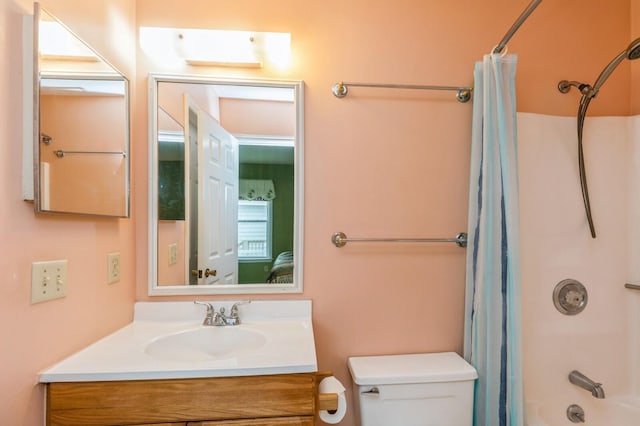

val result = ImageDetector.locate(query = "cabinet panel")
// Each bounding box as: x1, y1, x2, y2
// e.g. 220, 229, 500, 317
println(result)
189, 417, 314, 426
138, 424, 187, 426
47, 374, 316, 426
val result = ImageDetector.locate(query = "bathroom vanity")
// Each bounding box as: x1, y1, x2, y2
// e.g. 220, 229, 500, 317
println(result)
40, 301, 335, 426
46, 374, 318, 425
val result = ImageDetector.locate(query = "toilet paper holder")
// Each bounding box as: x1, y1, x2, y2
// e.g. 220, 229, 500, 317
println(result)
316, 371, 340, 412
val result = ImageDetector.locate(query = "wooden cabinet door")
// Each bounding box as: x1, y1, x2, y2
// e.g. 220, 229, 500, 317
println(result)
189, 416, 314, 426
137, 424, 187, 426
47, 374, 315, 425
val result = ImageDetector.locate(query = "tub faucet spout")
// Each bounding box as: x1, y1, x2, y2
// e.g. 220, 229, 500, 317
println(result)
568, 370, 605, 399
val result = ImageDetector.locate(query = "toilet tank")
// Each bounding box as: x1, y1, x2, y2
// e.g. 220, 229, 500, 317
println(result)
348, 352, 477, 426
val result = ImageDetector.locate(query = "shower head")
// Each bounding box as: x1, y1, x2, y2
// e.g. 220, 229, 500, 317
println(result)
626, 37, 640, 60
589, 37, 640, 98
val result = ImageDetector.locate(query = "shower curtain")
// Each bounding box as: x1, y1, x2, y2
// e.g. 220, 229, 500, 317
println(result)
464, 53, 524, 426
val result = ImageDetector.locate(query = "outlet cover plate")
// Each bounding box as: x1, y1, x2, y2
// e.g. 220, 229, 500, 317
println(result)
31, 260, 67, 304
168, 243, 177, 265
107, 252, 120, 284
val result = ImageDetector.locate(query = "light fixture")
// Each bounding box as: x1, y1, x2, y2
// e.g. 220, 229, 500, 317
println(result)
139, 27, 291, 70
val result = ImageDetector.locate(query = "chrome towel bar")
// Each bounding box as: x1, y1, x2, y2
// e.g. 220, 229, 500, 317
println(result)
331, 81, 473, 103
624, 283, 640, 291
331, 232, 467, 248
54, 150, 127, 158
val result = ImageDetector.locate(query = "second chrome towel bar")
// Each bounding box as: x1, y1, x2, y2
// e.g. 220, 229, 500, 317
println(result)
54, 150, 127, 158
331, 82, 473, 103
331, 232, 467, 248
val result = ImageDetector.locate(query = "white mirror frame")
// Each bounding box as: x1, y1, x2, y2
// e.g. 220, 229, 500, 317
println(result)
147, 74, 304, 295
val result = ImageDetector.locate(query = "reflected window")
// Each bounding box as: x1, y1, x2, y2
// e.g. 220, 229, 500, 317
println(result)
238, 200, 272, 260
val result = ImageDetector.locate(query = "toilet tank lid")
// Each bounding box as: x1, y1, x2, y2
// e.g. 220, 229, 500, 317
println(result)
347, 352, 478, 385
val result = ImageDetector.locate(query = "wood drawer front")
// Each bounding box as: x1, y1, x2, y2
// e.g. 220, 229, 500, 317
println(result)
188, 416, 314, 425
136, 424, 187, 426
47, 374, 316, 426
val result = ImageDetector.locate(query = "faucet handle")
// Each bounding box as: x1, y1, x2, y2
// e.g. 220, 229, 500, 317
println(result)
194, 301, 216, 325
194, 301, 214, 313
230, 300, 251, 318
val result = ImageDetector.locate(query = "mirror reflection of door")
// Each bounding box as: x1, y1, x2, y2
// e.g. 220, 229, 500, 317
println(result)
154, 78, 298, 290
184, 95, 239, 285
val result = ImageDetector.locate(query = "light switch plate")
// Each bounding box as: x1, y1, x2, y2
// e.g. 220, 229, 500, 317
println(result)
31, 260, 67, 304
168, 243, 177, 265
107, 252, 120, 284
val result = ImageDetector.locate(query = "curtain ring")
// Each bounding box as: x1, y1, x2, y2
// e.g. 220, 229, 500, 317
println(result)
491, 45, 509, 58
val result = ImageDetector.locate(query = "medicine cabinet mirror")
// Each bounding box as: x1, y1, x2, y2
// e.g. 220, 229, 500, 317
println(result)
32, 3, 130, 217
148, 74, 304, 295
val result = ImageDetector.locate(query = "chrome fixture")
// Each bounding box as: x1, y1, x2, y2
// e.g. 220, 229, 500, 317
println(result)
194, 301, 251, 326
567, 404, 585, 423
331, 81, 473, 103
226, 301, 251, 326
40, 133, 52, 145
568, 370, 605, 399
53, 150, 127, 158
557, 81, 592, 95
553, 279, 588, 315
194, 301, 224, 326
558, 37, 640, 238
331, 231, 467, 248
625, 283, 640, 291
492, 0, 543, 54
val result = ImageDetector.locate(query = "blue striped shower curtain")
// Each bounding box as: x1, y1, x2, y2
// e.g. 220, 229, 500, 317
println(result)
464, 53, 524, 426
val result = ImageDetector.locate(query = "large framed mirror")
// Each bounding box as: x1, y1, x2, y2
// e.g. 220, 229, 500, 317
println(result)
32, 3, 130, 217
148, 74, 304, 295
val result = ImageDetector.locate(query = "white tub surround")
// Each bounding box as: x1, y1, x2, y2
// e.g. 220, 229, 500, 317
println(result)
39, 300, 317, 382
519, 113, 637, 425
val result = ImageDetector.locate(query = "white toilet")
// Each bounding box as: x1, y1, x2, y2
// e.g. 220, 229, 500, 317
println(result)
348, 352, 478, 426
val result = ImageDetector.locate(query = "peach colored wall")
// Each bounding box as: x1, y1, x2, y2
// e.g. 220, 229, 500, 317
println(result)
220, 99, 295, 136
40, 94, 127, 215
2, 0, 633, 425
0, 1, 136, 425
133, 1, 633, 426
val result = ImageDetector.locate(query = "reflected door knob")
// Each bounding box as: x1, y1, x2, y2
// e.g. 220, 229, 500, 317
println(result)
191, 269, 202, 278
204, 268, 217, 277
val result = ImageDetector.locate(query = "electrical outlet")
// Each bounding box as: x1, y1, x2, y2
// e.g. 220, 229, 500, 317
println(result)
107, 252, 120, 284
168, 243, 177, 265
31, 260, 67, 304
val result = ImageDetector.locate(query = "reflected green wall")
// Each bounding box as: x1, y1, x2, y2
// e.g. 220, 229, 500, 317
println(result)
238, 163, 294, 283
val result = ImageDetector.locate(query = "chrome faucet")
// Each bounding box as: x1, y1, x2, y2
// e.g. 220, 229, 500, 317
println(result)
226, 301, 251, 325
568, 370, 605, 399
194, 301, 251, 326
194, 301, 225, 326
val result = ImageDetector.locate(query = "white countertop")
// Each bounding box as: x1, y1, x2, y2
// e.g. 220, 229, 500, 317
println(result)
39, 300, 317, 383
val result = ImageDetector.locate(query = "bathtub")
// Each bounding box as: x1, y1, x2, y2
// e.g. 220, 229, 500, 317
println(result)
526, 397, 640, 425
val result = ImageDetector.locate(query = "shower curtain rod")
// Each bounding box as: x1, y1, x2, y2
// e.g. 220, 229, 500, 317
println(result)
331, 81, 473, 103
492, 0, 542, 54
331, 231, 468, 248
54, 150, 127, 158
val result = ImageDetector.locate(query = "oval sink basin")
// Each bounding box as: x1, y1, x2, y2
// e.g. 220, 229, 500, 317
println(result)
146, 327, 267, 362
